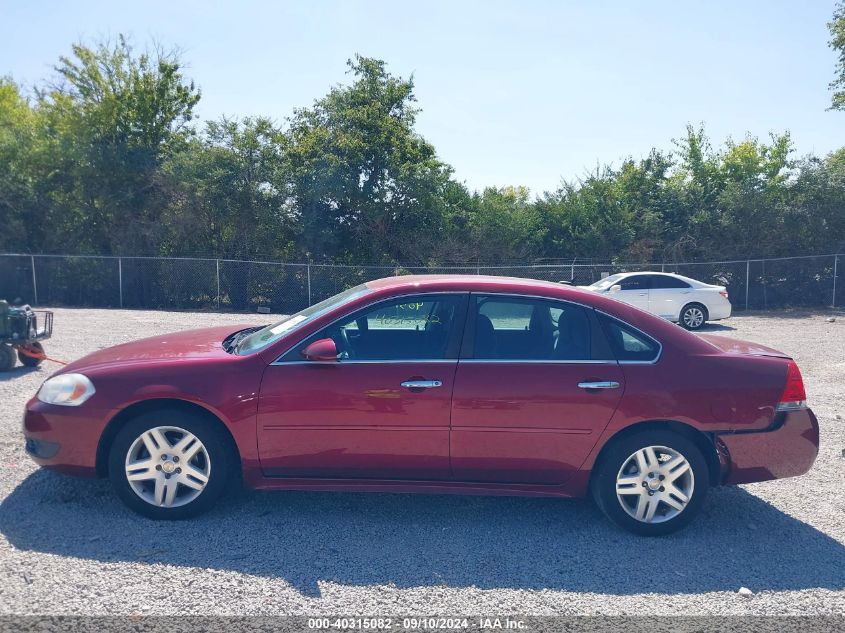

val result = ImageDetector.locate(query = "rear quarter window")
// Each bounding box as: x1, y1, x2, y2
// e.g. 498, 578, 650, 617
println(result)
597, 313, 661, 362
650, 275, 691, 289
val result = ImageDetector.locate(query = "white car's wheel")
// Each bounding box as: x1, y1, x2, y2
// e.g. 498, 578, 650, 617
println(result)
680, 304, 707, 330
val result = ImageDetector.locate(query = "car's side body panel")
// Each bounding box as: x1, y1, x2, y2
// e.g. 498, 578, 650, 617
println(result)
256, 361, 456, 479
717, 409, 819, 484
449, 361, 625, 483
22, 275, 816, 501
24, 352, 267, 477
648, 286, 691, 320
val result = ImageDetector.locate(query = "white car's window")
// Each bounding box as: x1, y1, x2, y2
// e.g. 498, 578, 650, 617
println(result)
650, 275, 691, 289
589, 274, 624, 290
619, 275, 651, 291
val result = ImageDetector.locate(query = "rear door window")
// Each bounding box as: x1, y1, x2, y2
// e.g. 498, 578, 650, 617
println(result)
471, 295, 593, 361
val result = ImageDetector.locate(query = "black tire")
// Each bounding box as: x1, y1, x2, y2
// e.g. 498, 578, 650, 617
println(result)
679, 303, 708, 330
18, 342, 44, 367
0, 344, 15, 371
108, 409, 233, 520
591, 430, 709, 536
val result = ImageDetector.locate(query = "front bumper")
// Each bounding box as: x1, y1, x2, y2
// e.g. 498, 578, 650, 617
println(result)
717, 408, 819, 485
22, 397, 108, 478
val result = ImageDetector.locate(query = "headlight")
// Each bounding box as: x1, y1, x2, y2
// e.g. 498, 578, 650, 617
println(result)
37, 373, 96, 406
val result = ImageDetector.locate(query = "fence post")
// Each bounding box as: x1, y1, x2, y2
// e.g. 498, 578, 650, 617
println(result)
833, 255, 839, 308
30, 255, 38, 305
745, 260, 750, 310
118, 258, 123, 308
216, 259, 221, 310
307, 263, 312, 305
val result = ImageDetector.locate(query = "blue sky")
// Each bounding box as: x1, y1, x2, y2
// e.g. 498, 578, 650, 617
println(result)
1, 0, 841, 194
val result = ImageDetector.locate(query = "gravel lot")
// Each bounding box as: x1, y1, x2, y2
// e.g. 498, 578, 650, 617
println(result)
0, 307, 843, 616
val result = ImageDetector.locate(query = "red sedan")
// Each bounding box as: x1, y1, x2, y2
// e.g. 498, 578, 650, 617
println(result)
22, 275, 818, 535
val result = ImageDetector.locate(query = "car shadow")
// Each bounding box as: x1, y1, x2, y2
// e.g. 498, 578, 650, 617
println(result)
1, 470, 843, 597
697, 323, 736, 332
736, 309, 844, 320
0, 365, 42, 382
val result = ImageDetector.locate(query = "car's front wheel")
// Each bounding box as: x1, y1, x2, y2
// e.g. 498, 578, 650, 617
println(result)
108, 410, 232, 519
592, 430, 709, 536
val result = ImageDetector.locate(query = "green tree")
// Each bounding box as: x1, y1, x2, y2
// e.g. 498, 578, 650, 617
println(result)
35, 36, 200, 254
535, 168, 636, 260
284, 55, 453, 263
159, 117, 297, 308
2, 37, 845, 276
829, 1, 845, 110
463, 186, 540, 263
0, 78, 37, 251
161, 117, 292, 259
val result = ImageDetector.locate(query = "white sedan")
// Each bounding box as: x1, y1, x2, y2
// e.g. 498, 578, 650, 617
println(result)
579, 272, 732, 330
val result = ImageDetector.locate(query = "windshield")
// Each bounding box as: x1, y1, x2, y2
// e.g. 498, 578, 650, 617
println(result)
588, 274, 624, 290
236, 284, 371, 355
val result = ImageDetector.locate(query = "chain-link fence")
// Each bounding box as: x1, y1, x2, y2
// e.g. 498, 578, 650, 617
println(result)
0, 253, 840, 313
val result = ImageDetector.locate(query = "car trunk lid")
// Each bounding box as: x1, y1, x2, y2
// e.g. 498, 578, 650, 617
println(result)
697, 333, 790, 358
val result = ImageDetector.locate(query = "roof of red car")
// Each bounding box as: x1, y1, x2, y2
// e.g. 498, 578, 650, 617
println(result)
363, 274, 715, 355
365, 274, 573, 293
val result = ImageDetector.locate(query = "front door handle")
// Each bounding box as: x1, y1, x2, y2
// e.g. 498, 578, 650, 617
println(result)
401, 380, 443, 389
577, 381, 620, 390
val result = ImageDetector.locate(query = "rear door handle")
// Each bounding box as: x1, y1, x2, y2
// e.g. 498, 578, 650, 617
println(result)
578, 381, 620, 390
401, 380, 443, 389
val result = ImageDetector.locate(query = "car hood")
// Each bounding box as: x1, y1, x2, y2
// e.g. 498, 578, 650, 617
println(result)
698, 333, 789, 358
58, 324, 254, 373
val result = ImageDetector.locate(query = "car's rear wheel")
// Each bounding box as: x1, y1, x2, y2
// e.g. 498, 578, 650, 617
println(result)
592, 430, 709, 536
679, 303, 707, 330
108, 410, 232, 519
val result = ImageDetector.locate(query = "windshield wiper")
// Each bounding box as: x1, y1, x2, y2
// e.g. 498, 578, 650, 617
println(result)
224, 326, 264, 354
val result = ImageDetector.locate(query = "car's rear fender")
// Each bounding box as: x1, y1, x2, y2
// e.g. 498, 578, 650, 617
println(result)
575, 349, 791, 486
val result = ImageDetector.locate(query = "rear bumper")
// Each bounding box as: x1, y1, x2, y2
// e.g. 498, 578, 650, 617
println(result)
708, 301, 732, 321
22, 397, 106, 478
717, 408, 819, 485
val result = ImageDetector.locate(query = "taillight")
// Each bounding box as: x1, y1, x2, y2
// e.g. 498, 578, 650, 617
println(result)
777, 360, 807, 411
719, 290, 729, 299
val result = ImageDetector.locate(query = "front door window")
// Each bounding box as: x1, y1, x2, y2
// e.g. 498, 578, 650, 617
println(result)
283, 294, 466, 361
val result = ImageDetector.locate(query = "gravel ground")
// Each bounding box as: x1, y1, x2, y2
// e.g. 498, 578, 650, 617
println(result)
0, 307, 843, 616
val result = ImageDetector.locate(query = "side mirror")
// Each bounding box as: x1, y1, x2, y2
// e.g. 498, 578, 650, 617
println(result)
301, 338, 338, 361
609, 284, 622, 293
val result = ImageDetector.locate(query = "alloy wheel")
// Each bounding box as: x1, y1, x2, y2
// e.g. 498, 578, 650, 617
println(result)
615, 445, 695, 524
682, 307, 705, 329
124, 426, 211, 508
